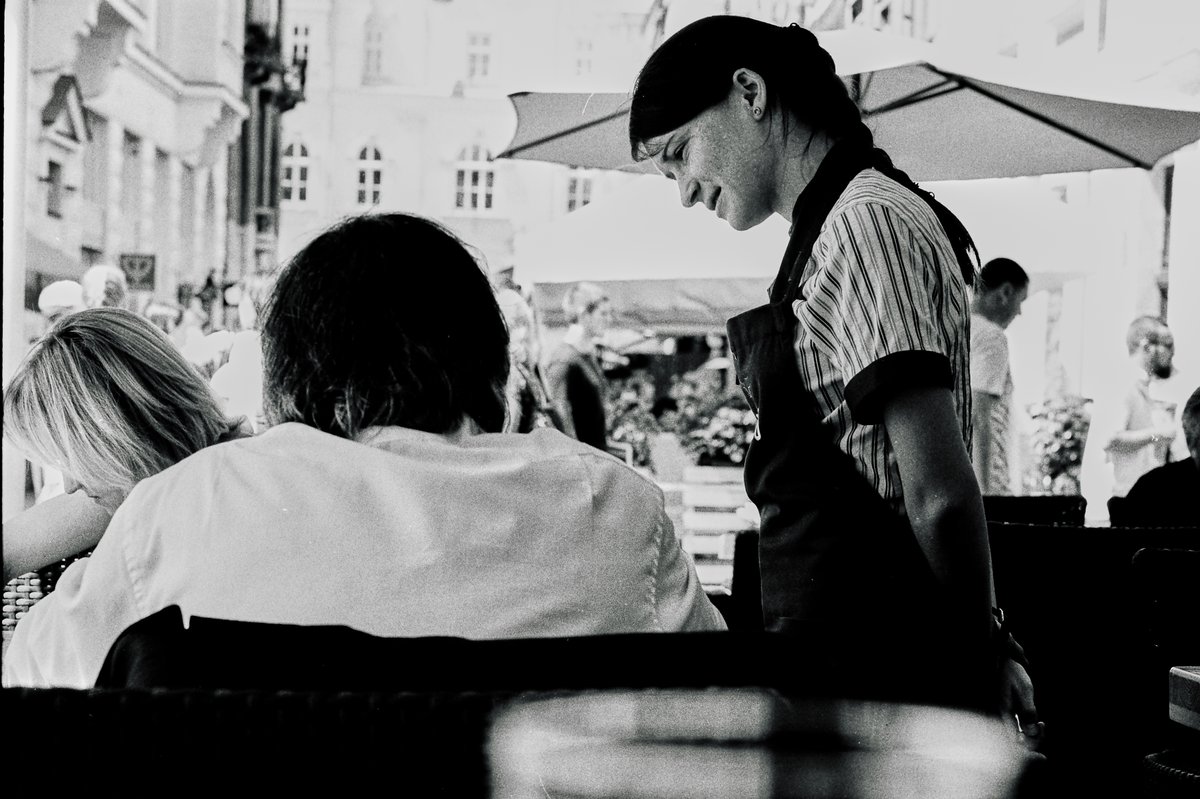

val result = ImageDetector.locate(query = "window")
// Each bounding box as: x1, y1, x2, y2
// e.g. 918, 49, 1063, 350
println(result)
81, 110, 107, 202
466, 33, 491, 81
357, 146, 382, 205
455, 145, 495, 212
281, 142, 310, 202
121, 131, 143, 218
46, 161, 64, 217
566, 167, 593, 212
364, 26, 383, 83
291, 24, 310, 66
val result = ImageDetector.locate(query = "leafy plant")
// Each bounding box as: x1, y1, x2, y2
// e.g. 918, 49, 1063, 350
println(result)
660, 370, 755, 466
1025, 395, 1091, 495
605, 374, 662, 468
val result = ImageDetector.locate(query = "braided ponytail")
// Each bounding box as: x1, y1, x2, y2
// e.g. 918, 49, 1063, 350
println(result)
865, 137, 979, 287
783, 24, 978, 287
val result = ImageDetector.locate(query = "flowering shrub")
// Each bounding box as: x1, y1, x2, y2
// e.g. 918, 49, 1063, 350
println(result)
661, 370, 755, 466
1025, 395, 1091, 495
605, 375, 661, 468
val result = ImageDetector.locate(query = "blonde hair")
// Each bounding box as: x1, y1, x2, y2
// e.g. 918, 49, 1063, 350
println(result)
3, 308, 242, 497
81, 264, 129, 309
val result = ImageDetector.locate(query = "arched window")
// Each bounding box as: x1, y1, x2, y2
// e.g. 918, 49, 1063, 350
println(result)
357, 146, 382, 205
281, 142, 310, 202
454, 145, 494, 212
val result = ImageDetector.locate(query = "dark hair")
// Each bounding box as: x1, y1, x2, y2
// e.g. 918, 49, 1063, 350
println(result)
1183, 385, 1200, 456
629, 15, 978, 286
979, 257, 1029, 291
261, 213, 510, 438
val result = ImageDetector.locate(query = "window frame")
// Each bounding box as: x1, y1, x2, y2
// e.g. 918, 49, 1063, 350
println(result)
281, 142, 311, 203
454, 144, 496, 213
356, 146, 383, 206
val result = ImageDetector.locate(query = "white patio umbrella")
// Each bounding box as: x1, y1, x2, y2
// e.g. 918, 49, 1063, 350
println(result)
498, 28, 1200, 181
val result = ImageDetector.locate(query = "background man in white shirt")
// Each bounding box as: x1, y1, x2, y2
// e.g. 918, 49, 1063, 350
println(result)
970, 257, 1029, 496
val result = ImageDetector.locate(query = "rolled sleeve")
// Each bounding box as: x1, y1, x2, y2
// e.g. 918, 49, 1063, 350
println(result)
845, 350, 953, 425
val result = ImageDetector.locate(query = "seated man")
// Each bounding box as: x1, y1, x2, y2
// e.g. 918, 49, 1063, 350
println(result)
4, 214, 723, 689
1111, 384, 1200, 526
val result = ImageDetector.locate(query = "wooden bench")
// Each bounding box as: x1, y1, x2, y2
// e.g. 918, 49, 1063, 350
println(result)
675, 466, 755, 594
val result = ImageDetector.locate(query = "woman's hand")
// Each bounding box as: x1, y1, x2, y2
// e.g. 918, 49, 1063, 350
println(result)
1001, 654, 1044, 751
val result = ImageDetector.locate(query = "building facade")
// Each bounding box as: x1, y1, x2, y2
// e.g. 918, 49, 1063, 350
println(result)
276, 0, 655, 272
17, 0, 249, 330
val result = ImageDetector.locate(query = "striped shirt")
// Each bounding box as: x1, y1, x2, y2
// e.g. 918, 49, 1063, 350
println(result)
791, 169, 972, 511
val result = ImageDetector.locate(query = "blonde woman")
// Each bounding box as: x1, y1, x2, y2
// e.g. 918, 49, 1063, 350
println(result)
546, 282, 613, 451
3, 308, 245, 583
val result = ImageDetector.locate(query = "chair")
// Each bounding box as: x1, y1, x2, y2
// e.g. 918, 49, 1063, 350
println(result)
1131, 547, 1200, 797
987, 521, 1200, 796
982, 494, 1086, 525
677, 465, 755, 594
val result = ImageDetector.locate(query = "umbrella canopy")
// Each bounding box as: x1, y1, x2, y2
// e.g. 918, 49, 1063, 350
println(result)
498, 28, 1200, 181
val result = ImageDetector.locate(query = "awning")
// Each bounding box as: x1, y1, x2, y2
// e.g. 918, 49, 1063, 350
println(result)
533, 277, 768, 337
26, 234, 83, 281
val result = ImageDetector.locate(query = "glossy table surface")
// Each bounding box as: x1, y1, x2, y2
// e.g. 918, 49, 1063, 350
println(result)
1169, 666, 1200, 731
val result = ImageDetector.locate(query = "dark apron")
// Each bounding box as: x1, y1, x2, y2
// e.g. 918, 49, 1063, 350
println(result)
726, 143, 990, 709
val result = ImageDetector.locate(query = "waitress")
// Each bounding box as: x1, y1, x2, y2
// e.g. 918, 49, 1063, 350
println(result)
627, 15, 1036, 724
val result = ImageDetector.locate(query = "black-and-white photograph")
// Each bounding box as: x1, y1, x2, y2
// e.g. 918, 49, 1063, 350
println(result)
3, 0, 1198, 794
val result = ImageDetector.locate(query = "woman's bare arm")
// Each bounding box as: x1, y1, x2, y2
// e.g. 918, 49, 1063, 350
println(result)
884, 384, 994, 633
3, 492, 111, 583
885, 384, 1039, 728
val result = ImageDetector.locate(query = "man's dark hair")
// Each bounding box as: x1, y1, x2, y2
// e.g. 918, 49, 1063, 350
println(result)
1183, 385, 1200, 461
260, 213, 510, 438
978, 257, 1029, 291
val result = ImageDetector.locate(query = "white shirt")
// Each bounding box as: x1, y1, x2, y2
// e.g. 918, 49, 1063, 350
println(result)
970, 312, 1016, 495
4, 423, 723, 688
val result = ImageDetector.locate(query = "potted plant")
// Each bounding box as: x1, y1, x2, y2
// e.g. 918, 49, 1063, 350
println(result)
1025, 395, 1091, 495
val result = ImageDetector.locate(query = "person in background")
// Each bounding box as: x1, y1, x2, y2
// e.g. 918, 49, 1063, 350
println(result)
1086, 316, 1188, 503
627, 15, 1036, 725
80, 264, 129, 310
3, 213, 723, 689
2, 308, 246, 587
26, 280, 88, 503
211, 274, 275, 432
496, 287, 563, 434
37, 280, 85, 325
1111, 384, 1200, 526
547, 282, 612, 451
970, 258, 1029, 496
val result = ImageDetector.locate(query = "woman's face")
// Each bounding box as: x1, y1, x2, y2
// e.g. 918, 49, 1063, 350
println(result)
646, 88, 780, 231
63, 473, 126, 514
